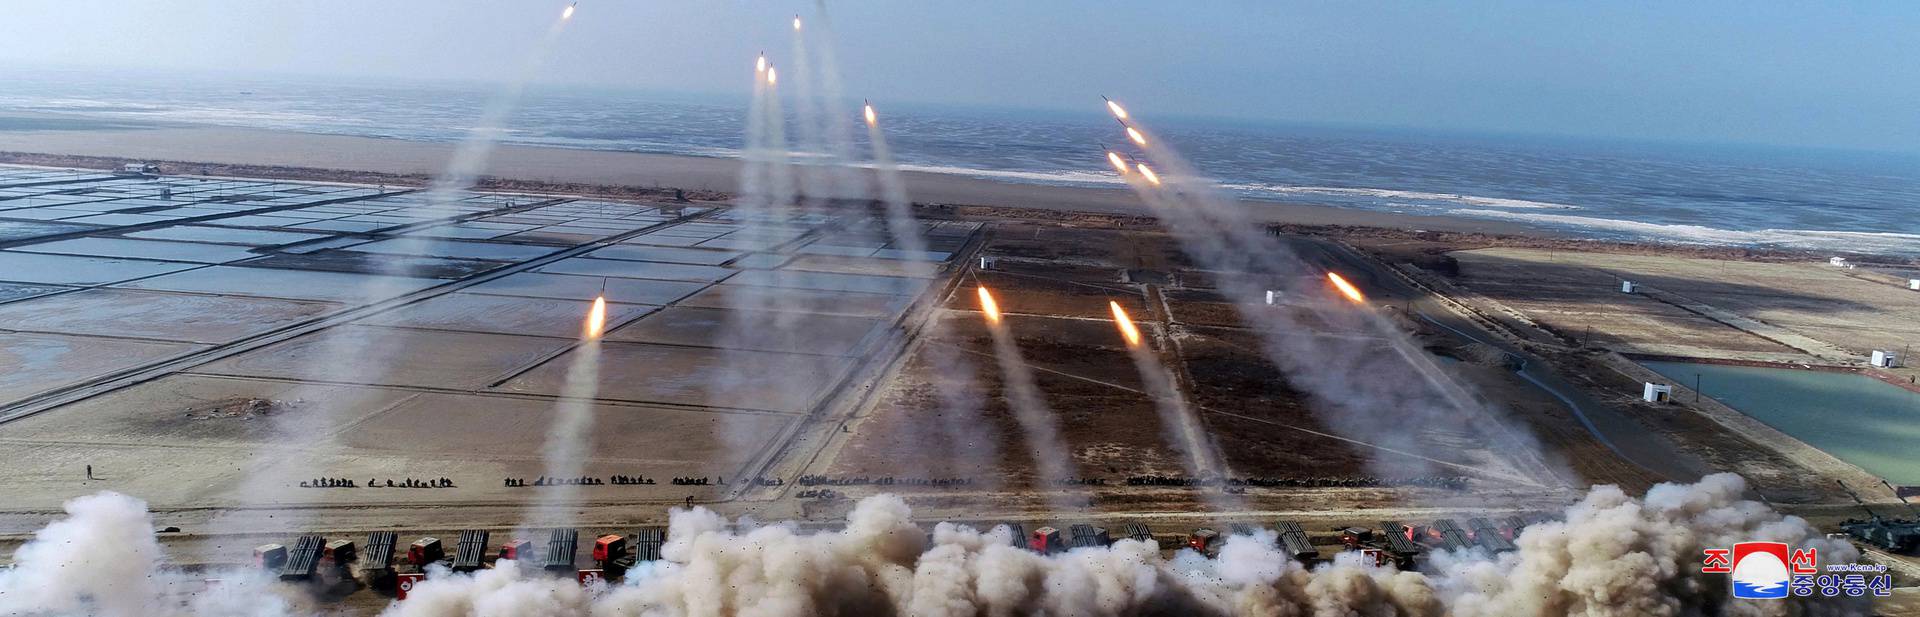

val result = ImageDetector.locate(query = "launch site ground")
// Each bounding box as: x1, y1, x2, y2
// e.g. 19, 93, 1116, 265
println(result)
2, 164, 1919, 593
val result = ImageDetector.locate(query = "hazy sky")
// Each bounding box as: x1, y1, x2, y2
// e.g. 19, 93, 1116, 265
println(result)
5, 1, 1920, 153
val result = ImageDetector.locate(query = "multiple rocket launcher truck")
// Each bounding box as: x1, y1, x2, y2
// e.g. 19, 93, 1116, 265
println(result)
251, 527, 665, 597
247, 501, 1920, 599
247, 516, 1517, 595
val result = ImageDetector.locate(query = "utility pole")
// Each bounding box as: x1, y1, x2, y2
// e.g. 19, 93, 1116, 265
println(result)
1695, 373, 1702, 403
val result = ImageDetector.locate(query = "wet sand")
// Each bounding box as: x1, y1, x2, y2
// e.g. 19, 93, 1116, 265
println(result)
0, 114, 1542, 235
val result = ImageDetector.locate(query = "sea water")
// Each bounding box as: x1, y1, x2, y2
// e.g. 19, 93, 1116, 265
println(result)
4, 68, 1919, 253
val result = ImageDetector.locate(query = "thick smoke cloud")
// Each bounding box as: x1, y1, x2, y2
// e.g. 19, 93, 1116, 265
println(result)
392, 473, 1863, 617
0, 492, 295, 617
0, 475, 1869, 616
379, 560, 589, 617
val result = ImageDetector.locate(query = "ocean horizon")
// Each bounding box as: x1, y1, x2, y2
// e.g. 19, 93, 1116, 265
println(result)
4, 68, 1919, 255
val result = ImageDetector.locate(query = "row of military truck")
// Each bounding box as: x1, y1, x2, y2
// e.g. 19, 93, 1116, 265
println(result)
242, 481, 1920, 600
244, 516, 1541, 598
247, 505, 1920, 598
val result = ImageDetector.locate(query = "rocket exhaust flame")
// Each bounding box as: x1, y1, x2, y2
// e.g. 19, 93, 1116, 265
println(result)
976, 286, 1002, 324
1103, 96, 1145, 145
561, 2, 575, 20
1106, 150, 1129, 174
584, 295, 607, 339
1109, 300, 1142, 347
766, 66, 777, 85
863, 100, 877, 127
1327, 271, 1365, 304
793, 15, 803, 31
756, 53, 766, 73
1136, 162, 1161, 185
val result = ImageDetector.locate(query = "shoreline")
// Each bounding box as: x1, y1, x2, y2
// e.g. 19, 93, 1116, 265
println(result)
0, 149, 1859, 265
0, 114, 1911, 263
0, 116, 1549, 236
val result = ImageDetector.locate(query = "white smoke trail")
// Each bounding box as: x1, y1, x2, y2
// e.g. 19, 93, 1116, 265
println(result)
411, 3, 579, 221
382, 473, 1865, 616
982, 315, 1088, 509
786, 14, 831, 211
738, 57, 771, 216
710, 57, 820, 493
350, 3, 580, 319
776, 5, 996, 488
362, 1, 581, 290
862, 114, 999, 481
804, 2, 867, 203
756, 72, 796, 227
216, 4, 583, 539
520, 337, 602, 535
863, 107, 936, 279
788, 8, 902, 261
1125, 343, 1236, 505
1109, 117, 1556, 486
912, 330, 1003, 485
1110, 294, 1237, 509
721, 64, 802, 324
719, 16, 964, 491
1097, 173, 1260, 503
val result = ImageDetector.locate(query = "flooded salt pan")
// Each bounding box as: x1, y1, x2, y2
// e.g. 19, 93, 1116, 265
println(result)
1642, 360, 1920, 484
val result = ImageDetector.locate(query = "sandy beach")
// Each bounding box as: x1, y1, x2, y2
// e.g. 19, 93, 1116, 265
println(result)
0, 113, 1542, 235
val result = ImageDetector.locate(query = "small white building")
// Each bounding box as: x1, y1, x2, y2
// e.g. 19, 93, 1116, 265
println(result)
1829, 257, 1850, 267
1908, 279, 1919, 291
1871, 350, 1900, 368
1620, 281, 1638, 294
978, 256, 995, 270
1642, 383, 1673, 403
1265, 290, 1281, 305
113, 163, 158, 177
